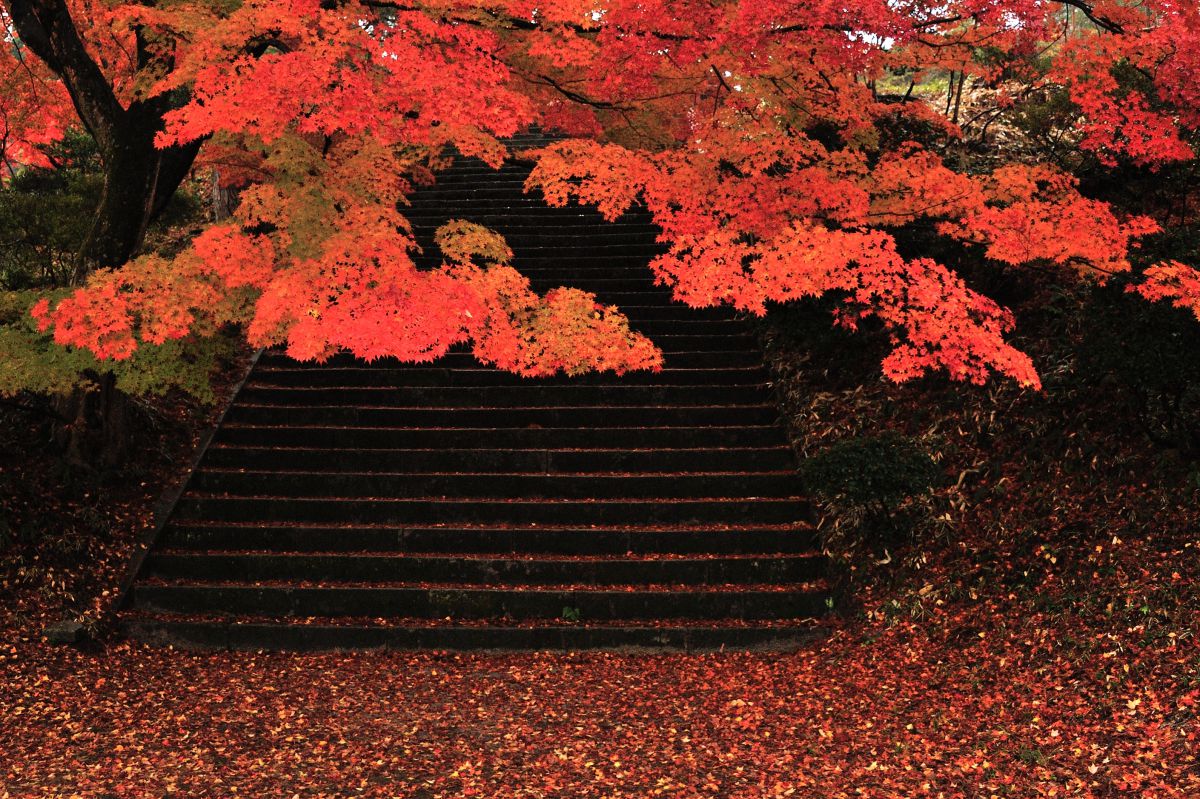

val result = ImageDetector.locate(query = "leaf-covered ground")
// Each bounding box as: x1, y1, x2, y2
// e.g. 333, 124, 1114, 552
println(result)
2, 475, 1197, 796
2, 545, 1197, 798
3, 318, 1199, 797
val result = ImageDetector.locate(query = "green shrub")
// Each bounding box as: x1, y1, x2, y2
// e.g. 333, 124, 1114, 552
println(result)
0, 130, 105, 290
0, 290, 233, 402
0, 130, 220, 404
800, 432, 943, 553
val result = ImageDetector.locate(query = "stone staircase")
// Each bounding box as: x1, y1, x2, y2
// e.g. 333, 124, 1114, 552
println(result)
119, 132, 831, 651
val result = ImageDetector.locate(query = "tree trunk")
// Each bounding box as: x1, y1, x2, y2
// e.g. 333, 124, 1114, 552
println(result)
80, 120, 202, 270
7, 0, 205, 465
211, 168, 237, 222
58, 121, 200, 464
7, 0, 203, 269
51, 372, 132, 473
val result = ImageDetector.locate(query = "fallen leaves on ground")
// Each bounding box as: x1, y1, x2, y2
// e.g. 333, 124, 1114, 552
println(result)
2, 537, 1197, 799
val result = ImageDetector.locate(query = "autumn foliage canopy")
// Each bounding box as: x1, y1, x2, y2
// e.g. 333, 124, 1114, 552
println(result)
5, 0, 1200, 386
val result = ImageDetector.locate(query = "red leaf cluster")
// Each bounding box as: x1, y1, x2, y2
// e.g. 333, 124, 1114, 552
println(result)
9, 0, 1200, 382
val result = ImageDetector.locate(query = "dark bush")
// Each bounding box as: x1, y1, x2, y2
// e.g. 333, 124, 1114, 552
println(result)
1078, 278, 1200, 456
1, 130, 222, 406
0, 129, 200, 291
0, 131, 104, 289
799, 432, 943, 554
761, 296, 890, 389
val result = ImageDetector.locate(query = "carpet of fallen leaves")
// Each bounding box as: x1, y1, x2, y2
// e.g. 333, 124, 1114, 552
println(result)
3, 503, 1198, 796
2, 542, 1198, 798
3, 326, 1200, 797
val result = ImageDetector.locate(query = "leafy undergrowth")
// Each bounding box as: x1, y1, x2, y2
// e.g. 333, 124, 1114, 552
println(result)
2, 318, 1199, 796
0, 342, 252, 639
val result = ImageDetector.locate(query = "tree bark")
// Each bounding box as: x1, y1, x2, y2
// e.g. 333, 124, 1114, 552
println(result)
6, 0, 202, 467
50, 372, 132, 473
6, 0, 202, 269
78, 105, 202, 271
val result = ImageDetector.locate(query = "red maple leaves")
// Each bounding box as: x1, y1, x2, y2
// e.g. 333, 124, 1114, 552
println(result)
1135, 261, 1200, 320
0, 18, 73, 171
12, 0, 1200, 384
529, 136, 1164, 388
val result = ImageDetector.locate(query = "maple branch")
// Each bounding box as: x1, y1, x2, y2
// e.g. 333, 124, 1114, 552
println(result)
1054, 0, 1123, 34
246, 33, 291, 57
910, 15, 969, 31
4, 0, 124, 149
710, 65, 734, 94
365, 2, 855, 44
526, 72, 628, 111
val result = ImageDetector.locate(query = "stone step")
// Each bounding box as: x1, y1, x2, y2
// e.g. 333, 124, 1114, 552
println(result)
142, 552, 826, 586
212, 424, 788, 450
130, 582, 830, 620
200, 445, 797, 474
222, 403, 780, 428
188, 470, 802, 500
245, 366, 770, 388
236, 384, 770, 407
160, 522, 817, 555
173, 496, 811, 526
120, 616, 825, 652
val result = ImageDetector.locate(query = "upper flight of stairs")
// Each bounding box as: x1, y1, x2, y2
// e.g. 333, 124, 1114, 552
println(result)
118, 132, 831, 651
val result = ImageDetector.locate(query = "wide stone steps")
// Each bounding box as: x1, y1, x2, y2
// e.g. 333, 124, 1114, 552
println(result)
235, 384, 772, 407
125, 618, 823, 653
222, 403, 779, 427
171, 496, 810, 526
142, 552, 826, 585
130, 583, 830, 620
117, 137, 829, 651
160, 524, 816, 555
200, 446, 798, 473
211, 425, 790, 449
246, 366, 770, 387
187, 470, 802, 499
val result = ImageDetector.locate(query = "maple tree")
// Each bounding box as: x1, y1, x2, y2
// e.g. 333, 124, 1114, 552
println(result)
3, 0, 1200, 386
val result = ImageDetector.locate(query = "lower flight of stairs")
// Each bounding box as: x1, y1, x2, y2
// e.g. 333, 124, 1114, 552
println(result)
118, 132, 831, 651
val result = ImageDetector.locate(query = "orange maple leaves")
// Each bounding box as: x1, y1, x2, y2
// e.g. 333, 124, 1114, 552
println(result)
1051, 4, 1199, 168
16, 0, 1200, 386
435, 221, 661, 375
529, 136, 1157, 388
0, 20, 73, 171
32, 227, 274, 359
1135, 261, 1200, 321
28, 0, 659, 377
34, 208, 661, 377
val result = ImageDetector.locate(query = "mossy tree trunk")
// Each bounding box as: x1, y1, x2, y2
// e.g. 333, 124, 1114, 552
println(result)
9, 0, 202, 467
51, 373, 132, 473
